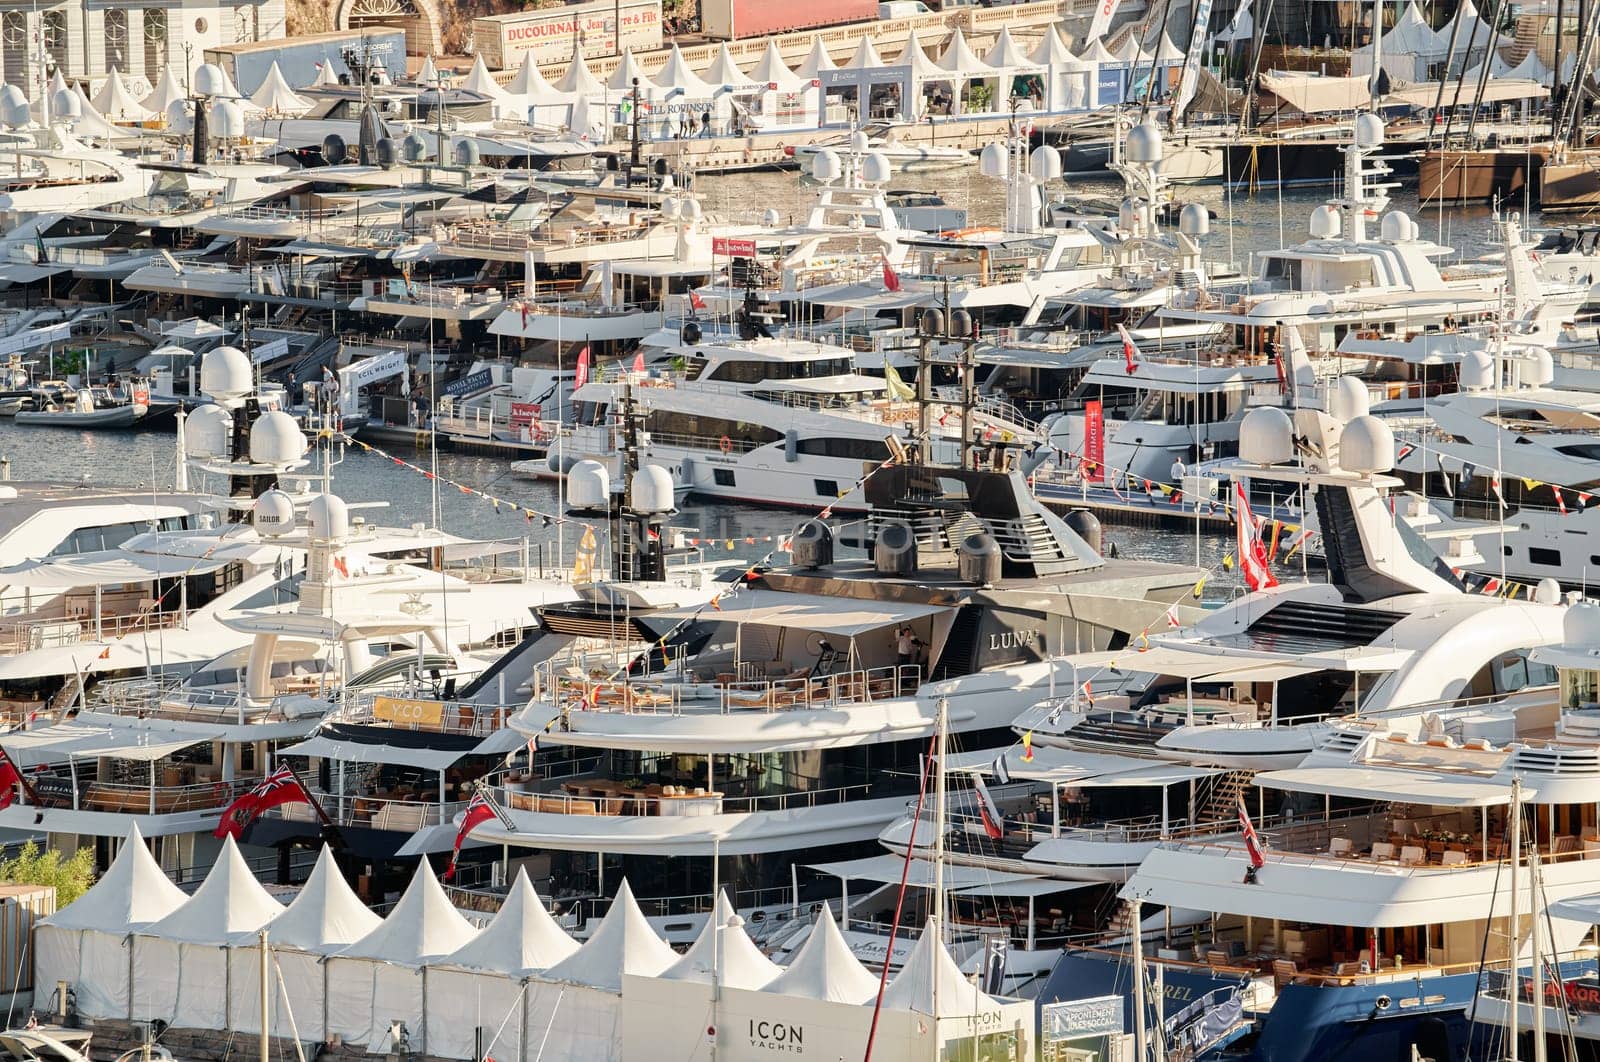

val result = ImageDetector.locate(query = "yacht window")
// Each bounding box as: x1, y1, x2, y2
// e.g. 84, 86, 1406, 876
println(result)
1529, 547, 1561, 567
713, 469, 735, 487
643, 410, 783, 449
707, 357, 853, 383
572, 400, 609, 427
1561, 667, 1600, 709
814, 479, 839, 497
795, 437, 887, 460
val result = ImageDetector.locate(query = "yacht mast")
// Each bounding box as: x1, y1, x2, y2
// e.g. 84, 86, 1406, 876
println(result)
1510, 776, 1522, 1062
932, 694, 949, 1022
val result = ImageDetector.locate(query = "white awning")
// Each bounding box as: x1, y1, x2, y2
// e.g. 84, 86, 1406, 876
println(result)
1549, 893, 1600, 924
647, 590, 950, 638
1075, 762, 1227, 788
1, 722, 213, 766
1068, 646, 1319, 683
806, 854, 1089, 896
1255, 766, 1523, 806
943, 746, 1165, 785
0, 550, 237, 589
278, 727, 524, 771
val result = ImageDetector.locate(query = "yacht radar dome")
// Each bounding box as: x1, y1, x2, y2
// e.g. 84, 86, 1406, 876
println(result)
208, 99, 245, 139
789, 520, 833, 569
51, 89, 80, 121
1179, 203, 1210, 237
1029, 145, 1062, 181
248, 410, 309, 466
680, 198, 702, 221
1338, 415, 1394, 474
629, 466, 674, 514
957, 532, 1002, 586
183, 404, 232, 459
193, 63, 229, 97
762, 208, 781, 227
1563, 600, 1600, 645
567, 460, 611, 511
401, 131, 428, 162
1127, 122, 1164, 163
1328, 375, 1370, 422
862, 152, 892, 185
1354, 112, 1386, 148
1527, 347, 1555, 387
306, 493, 349, 543
979, 142, 1007, 178
874, 519, 917, 576
1534, 577, 1563, 605
252, 490, 295, 537
0, 86, 29, 129
660, 196, 681, 220
1459, 350, 1495, 391
848, 129, 870, 154
321, 134, 348, 165
1309, 205, 1341, 238
1379, 211, 1414, 241
165, 99, 194, 134
375, 137, 399, 168
1239, 406, 1294, 465
199, 345, 253, 404
810, 149, 841, 183
453, 139, 481, 167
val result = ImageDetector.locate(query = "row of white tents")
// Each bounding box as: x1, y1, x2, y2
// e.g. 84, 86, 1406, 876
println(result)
34, 826, 1033, 1062
1350, 0, 1562, 85
48, 59, 314, 130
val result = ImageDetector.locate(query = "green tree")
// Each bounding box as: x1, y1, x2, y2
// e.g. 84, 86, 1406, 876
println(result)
0, 842, 95, 907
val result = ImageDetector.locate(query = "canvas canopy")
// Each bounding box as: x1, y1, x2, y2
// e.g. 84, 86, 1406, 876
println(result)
92, 68, 154, 121
34, 824, 186, 1019
132, 836, 284, 1029
765, 908, 879, 1003
985, 27, 1038, 70
796, 36, 838, 77
248, 62, 311, 114
662, 892, 779, 989
608, 49, 657, 94
751, 39, 807, 89
938, 28, 994, 76
706, 43, 760, 90
656, 44, 714, 96
1260, 72, 1371, 112
542, 879, 675, 991
556, 52, 605, 97
143, 65, 186, 112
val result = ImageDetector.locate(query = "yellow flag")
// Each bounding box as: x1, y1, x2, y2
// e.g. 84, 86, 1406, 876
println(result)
883, 356, 916, 402
572, 526, 597, 585
1191, 574, 1208, 599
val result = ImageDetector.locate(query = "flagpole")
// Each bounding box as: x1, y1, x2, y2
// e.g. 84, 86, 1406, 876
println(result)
281, 761, 338, 834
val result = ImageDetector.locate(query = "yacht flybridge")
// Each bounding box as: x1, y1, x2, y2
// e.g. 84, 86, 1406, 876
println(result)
468, 315, 1204, 925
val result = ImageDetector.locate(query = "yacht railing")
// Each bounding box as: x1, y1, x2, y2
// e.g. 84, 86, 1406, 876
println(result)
533, 663, 920, 715
23, 774, 256, 815
331, 694, 517, 737
0, 608, 186, 652
89, 679, 321, 723
258, 791, 468, 830
497, 780, 875, 817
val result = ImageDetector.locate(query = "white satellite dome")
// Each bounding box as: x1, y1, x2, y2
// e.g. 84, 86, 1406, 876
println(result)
0, 85, 30, 129
1308, 205, 1341, 239
567, 460, 610, 510
680, 198, 702, 221
978, 142, 1007, 178
1339, 414, 1394, 474
248, 410, 308, 466
1328, 375, 1370, 422
208, 99, 245, 138
165, 98, 194, 134
1354, 112, 1385, 148
1239, 406, 1294, 466
1526, 347, 1555, 387
861, 151, 891, 185
1379, 211, 1414, 242
306, 492, 349, 543
1563, 600, 1600, 646
1028, 145, 1062, 182
848, 129, 870, 154
1178, 203, 1210, 237
1459, 350, 1495, 391
193, 63, 229, 97
199, 345, 252, 403
182, 403, 233, 459
252, 489, 296, 537
1534, 577, 1563, 606
51, 88, 80, 121
629, 465, 674, 514
810, 149, 841, 183
1127, 122, 1164, 163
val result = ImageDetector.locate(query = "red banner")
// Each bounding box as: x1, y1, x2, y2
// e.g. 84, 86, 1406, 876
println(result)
510, 402, 540, 428
1082, 400, 1104, 483
712, 237, 757, 258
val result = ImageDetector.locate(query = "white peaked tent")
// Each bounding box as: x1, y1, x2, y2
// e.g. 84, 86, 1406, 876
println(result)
509, 52, 557, 97
796, 35, 838, 78
840, 34, 886, 72
227, 845, 381, 1041
326, 861, 478, 1051
1505, 50, 1553, 85
656, 43, 716, 97
1080, 38, 1121, 64
764, 907, 878, 1004
556, 50, 605, 97
879, 919, 996, 1014
1113, 30, 1153, 63
1440, 0, 1510, 68
210, 64, 245, 100
752, 39, 806, 88
536, 880, 674, 1062
313, 55, 342, 88
706, 42, 761, 90
1461, 48, 1515, 83
939, 27, 993, 76
463, 54, 519, 118
1032, 27, 1093, 110
1153, 31, 1185, 62
131, 836, 284, 1029
1389, 1, 1444, 53
900, 28, 946, 118
985, 27, 1035, 70
662, 892, 779, 988
608, 48, 657, 94
69, 88, 131, 140
90, 68, 153, 121
417, 55, 442, 86
424, 870, 578, 1062
34, 825, 186, 1020
142, 65, 185, 112
248, 61, 311, 114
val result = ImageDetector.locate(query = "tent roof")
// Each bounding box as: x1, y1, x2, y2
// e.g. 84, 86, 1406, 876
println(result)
249, 61, 311, 114
706, 42, 760, 88
939, 27, 994, 75
142, 65, 186, 112
839, 35, 885, 71
312, 55, 341, 88
1385, 1, 1443, 54
417, 56, 441, 86
1079, 38, 1120, 63
555, 52, 605, 96
69, 88, 128, 140
751, 39, 805, 86
462, 55, 514, 103
663, 892, 779, 989
141, 835, 283, 943
44, 824, 187, 931
211, 64, 245, 100
1112, 32, 1152, 62
256, 845, 380, 951
900, 30, 946, 79
508, 53, 555, 96
796, 36, 837, 77
1029, 27, 1082, 67
656, 44, 714, 95
984, 27, 1036, 68
92, 68, 154, 121
880, 918, 1002, 1015
608, 49, 657, 93
439, 869, 577, 974
1153, 31, 1185, 61
340, 860, 477, 962
542, 880, 675, 990
764, 908, 878, 1003
1260, 71, 1370, 112
1506, 50, 1553, 85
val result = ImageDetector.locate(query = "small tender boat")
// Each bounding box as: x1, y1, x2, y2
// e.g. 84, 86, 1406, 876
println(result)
15, 382, 149, 429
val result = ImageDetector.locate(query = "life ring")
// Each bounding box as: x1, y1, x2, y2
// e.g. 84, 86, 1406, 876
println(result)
719, 435, 733, 454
